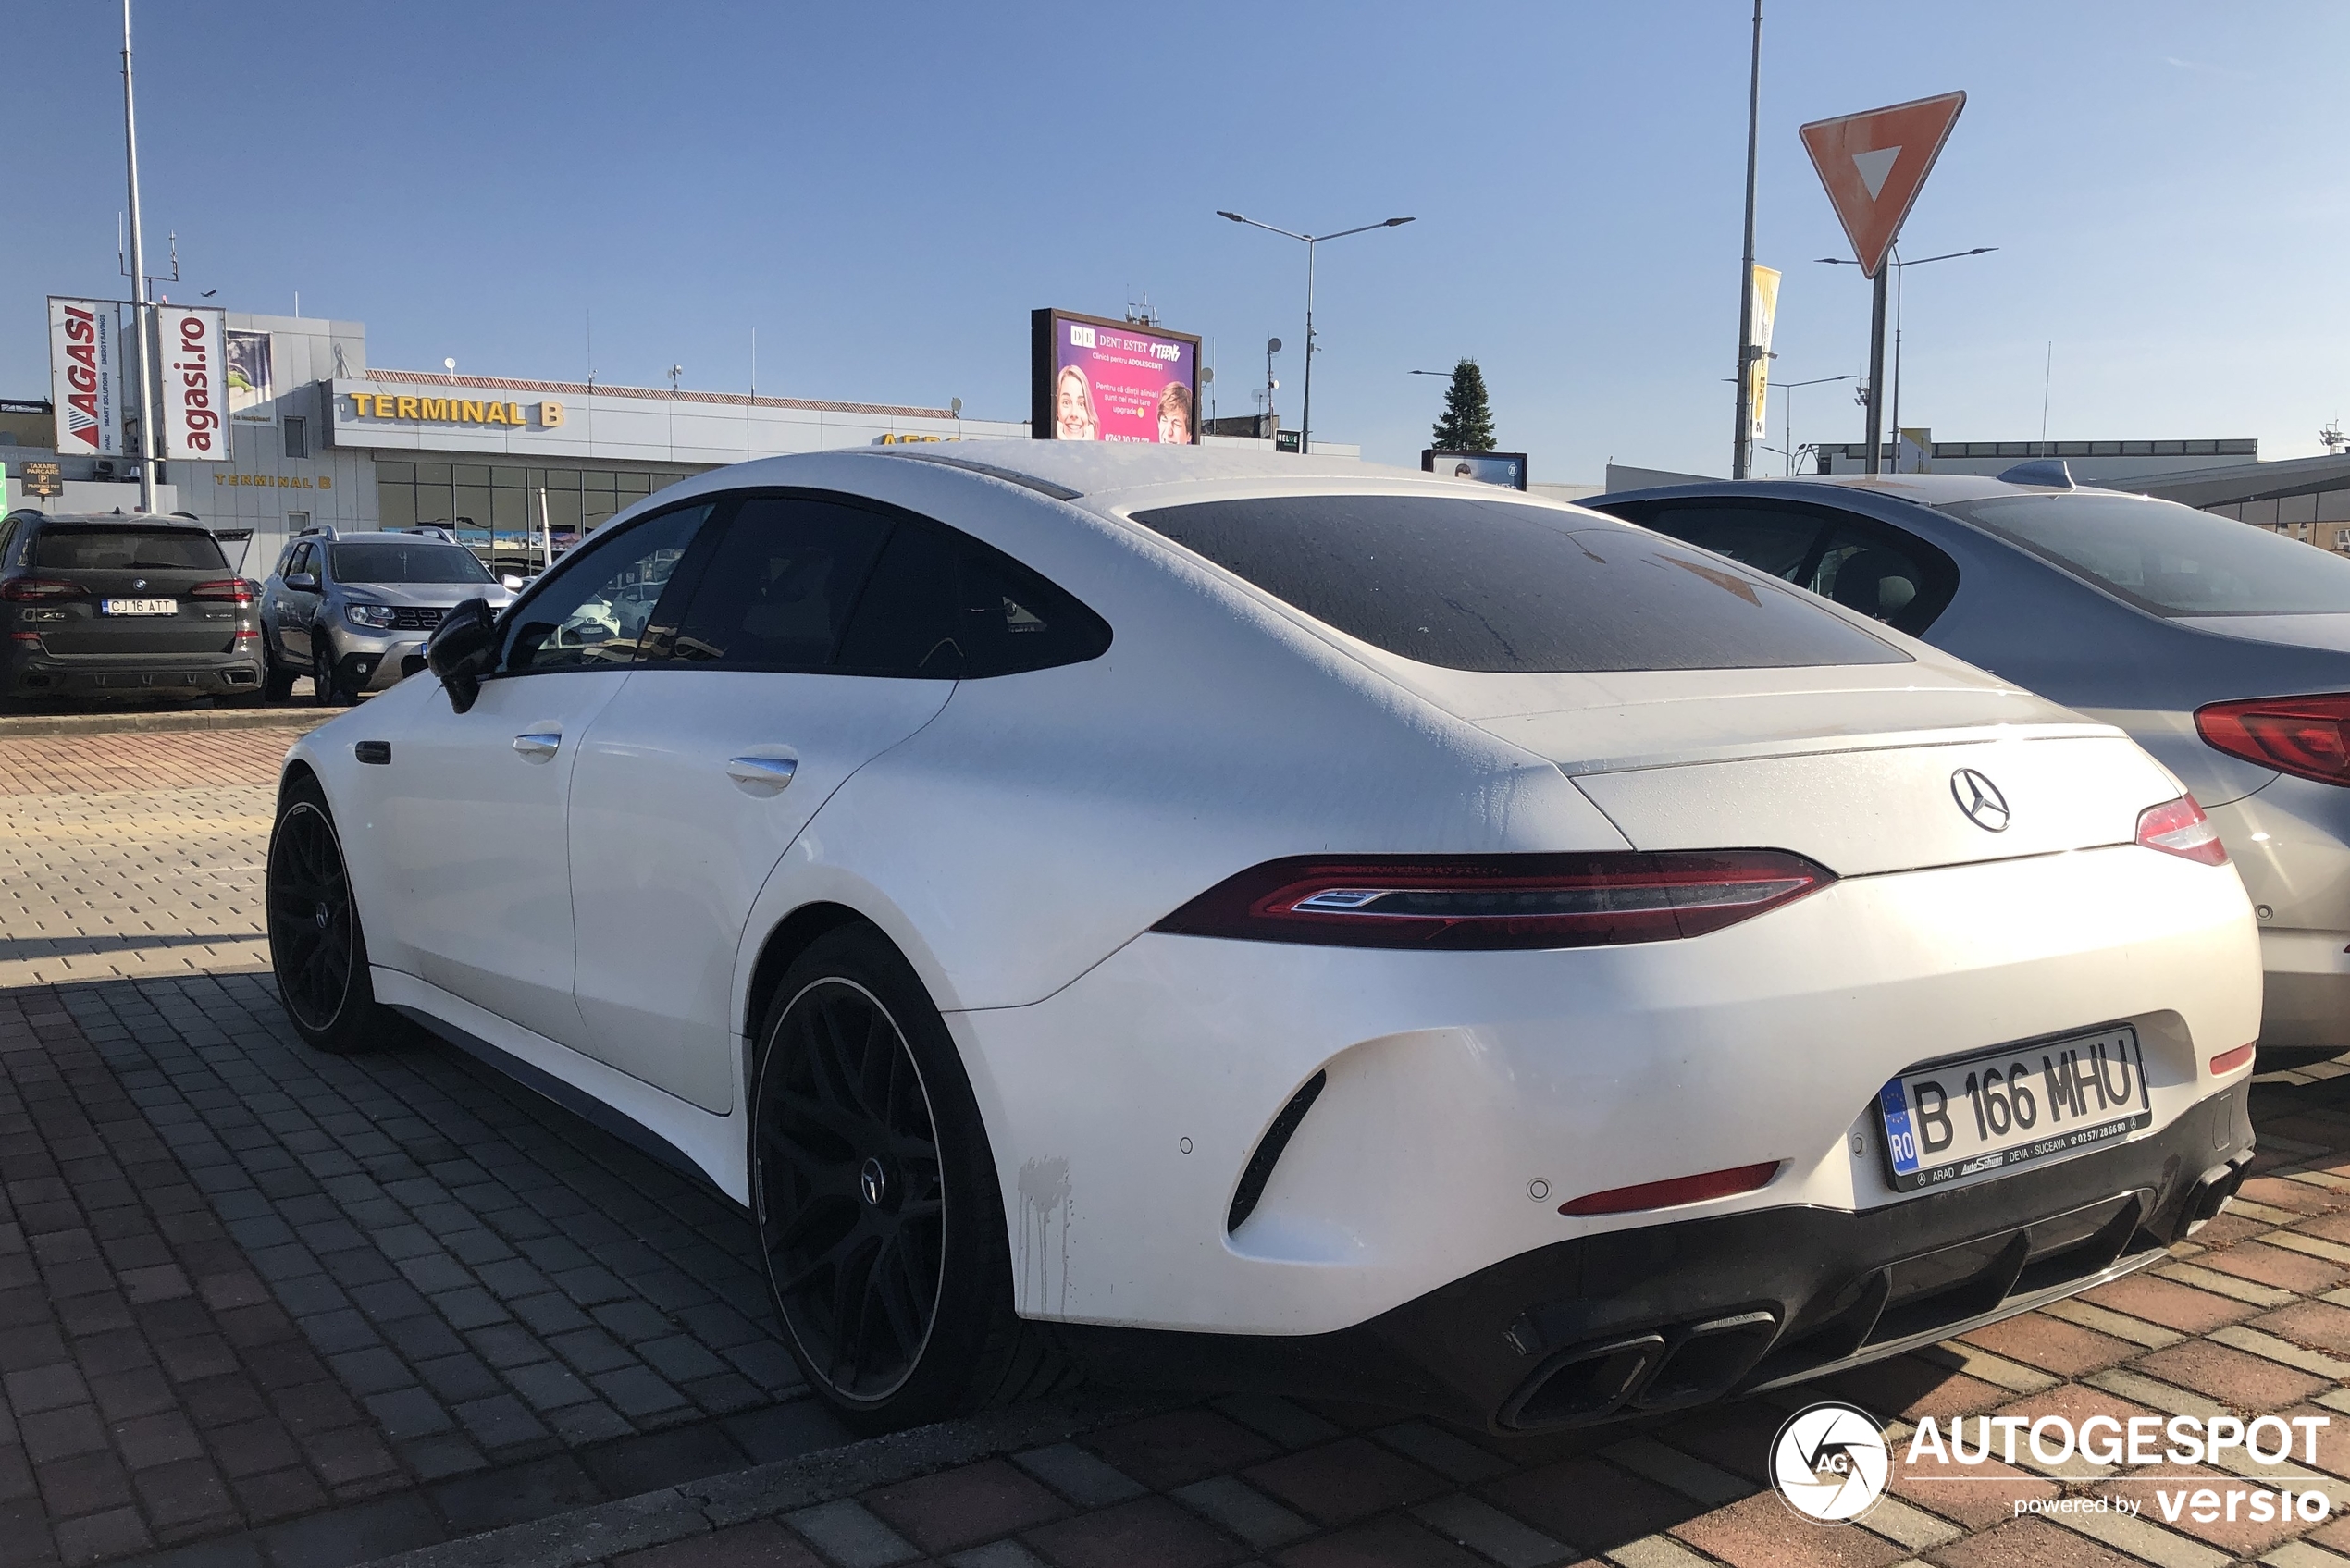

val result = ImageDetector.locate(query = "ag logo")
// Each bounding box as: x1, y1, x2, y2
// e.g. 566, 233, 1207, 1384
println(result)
1771, 1401, 1890, 1524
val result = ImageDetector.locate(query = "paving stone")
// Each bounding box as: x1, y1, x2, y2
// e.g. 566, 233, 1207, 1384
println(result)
1014, 1441, 1150, 1507
1021, 1495, 1249, 1568
787, 1497, 921, 1567
1243, 1436, 1446, 1527
867, 1458, 1072, 1555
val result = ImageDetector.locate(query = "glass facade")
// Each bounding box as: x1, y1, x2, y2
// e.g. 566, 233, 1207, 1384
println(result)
373, 460, 703, 554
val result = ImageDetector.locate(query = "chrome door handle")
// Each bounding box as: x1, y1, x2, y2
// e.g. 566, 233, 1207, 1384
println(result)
725, 756, 798, 796
513, 732, 562, 762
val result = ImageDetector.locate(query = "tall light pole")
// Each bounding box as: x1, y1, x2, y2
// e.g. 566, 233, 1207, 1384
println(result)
121, 0, 158, 512
1731, 0, 1763, 480
1816, 246, 1995, 469
1218, 211, 1414, 453
1773, 374, 1852, 476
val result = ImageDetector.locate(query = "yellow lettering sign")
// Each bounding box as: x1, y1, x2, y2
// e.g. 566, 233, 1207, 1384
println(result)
457, 401, 482, 423
540, 401, 564, 427
394, 396, 417, 420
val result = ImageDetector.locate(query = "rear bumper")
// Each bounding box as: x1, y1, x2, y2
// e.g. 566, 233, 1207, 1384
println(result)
3, 648, 261, 698
1056, 1086, 2255, 1431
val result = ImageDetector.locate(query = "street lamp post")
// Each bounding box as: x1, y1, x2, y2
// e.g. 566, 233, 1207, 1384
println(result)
1816, 247, 1996, 470
1218, 211, 1414, 453
120, 0, 158, 512
1774, 374, 1853, 476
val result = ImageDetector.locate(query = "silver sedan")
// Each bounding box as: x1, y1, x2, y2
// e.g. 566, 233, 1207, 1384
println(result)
1589, 466, 2350, 1064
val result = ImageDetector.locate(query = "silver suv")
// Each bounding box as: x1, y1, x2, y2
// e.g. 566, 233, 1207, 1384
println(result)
258, 526, 517, 703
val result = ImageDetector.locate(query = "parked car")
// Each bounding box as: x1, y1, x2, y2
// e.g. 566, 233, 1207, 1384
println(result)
258, 525, 519, 704
0, 509, 261, 704
267, 445, 2259, 1435
1588, 464, 2350, 1067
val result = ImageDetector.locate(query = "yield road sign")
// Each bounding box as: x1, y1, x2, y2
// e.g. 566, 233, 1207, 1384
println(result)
1800, 91, 1966, 278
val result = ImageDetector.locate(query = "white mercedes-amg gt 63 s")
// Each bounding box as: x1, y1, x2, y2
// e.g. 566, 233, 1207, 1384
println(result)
266, 443, 2261, 1435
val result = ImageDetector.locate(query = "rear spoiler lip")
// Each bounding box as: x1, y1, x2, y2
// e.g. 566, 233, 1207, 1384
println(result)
1538, 719, 2129, 779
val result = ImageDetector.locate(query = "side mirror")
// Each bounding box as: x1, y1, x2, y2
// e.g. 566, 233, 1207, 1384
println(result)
501, 574, 525, 590
286, 572, 317, 592
425, 597, 500, 714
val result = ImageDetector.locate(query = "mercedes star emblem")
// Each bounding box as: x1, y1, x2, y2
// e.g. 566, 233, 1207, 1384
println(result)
1950, 768, 2010, 833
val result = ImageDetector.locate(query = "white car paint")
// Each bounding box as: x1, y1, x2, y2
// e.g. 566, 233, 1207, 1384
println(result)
290, 441, 2262, 1352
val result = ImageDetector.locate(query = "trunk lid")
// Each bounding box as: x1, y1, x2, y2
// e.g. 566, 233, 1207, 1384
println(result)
1380, 661, 2183, 878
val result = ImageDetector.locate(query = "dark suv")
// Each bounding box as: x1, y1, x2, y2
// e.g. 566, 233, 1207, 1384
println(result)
0, 510, 261, 704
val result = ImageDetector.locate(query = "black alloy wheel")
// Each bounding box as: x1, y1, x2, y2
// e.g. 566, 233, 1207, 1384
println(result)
750, 927, 1067, 1432
312, 639, 347, 706
759, 977, 946, 1403
266, 778, 390, 1053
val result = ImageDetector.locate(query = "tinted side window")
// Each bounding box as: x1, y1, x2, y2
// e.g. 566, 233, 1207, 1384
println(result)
500, 502, 714, 673
836, 520, 1112, 678
1638, 504, 1824, 580
288, 542, 313, 576
1624, 500, 1956, 636
662, 498, 891, 671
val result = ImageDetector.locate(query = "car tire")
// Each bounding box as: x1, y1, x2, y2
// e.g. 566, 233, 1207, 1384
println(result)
313, 636, 352, 706
750, 926, 1071, 1434
261, 633, 296, 701
266, 775, 394, 1054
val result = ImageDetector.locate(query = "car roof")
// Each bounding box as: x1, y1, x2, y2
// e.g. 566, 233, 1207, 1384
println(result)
850, 438, 1434, 500
1596, 472, 2108, 508
9, 511, 217, 529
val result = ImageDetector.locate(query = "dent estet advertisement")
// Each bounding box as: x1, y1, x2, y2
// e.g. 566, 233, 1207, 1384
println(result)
1031, 309, 1199, 444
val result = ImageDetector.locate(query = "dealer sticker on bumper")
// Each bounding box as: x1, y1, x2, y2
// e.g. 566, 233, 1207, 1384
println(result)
1878, 1025, 2150, 1192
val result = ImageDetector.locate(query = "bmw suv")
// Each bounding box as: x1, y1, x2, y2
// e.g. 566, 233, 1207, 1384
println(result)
0, 509, 262, 705
259, 526, 516, 703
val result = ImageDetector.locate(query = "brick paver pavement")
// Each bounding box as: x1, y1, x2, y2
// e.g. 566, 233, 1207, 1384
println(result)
1, 726, 2347, 1568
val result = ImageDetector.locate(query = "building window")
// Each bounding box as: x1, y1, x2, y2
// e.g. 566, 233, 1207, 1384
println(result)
283, 417, 309, 460
286, 511, 311, 533
370, 460, 699, 556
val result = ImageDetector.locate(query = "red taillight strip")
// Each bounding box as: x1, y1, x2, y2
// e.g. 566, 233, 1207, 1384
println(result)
1561, 1160, 1782, 1217
1151, 850, 1836, 951
2197, 693, 2350, 786
2135, 796, 2228, 866
190, 578, 258, 605
0, 578, 86, 601
2209, 1043, 2256, 1076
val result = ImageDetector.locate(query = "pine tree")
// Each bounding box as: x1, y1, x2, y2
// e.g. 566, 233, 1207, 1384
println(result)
1430, 358, 1497, 452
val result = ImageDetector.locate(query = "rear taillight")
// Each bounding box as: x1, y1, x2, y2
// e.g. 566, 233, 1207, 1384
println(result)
191, 578, 258, 605
1150, 850, 1835, 951
0, 578, 85, 601
2196, 693, 2350, 785
2136, 795, 2228, 866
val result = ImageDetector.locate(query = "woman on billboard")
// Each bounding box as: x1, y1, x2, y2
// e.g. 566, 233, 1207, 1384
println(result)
1156, 382, 1194, 445
1054, 365, 1099, 441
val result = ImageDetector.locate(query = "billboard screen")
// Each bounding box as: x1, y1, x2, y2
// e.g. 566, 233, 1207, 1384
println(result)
1031, 308, 1200, 444
48, 297, 122, 457
226, 330, 274, 421
156, 305, 229, 461
1424, 450, 1528, 490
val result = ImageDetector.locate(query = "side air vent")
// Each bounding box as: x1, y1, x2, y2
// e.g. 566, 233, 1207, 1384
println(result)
1226, 1071, 1328, 1233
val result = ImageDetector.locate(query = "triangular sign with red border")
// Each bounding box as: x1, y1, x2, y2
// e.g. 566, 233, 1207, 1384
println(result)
1799, 91, 1967, 278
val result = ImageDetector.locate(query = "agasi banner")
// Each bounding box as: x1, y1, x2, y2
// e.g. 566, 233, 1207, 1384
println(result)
48, 297, 122, 457
1747, 265, 1781, 445
155, 305, 229, 461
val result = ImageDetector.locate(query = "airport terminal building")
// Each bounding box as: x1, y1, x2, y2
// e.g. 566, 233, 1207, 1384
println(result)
3, 311, 1020, 575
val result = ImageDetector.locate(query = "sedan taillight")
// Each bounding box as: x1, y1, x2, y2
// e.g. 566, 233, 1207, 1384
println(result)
0, 577, 86, 601
1151, 850, 1835, 951
2136, 795, 2228, 866
190, 578, 258, 605
2196, 692, 2350, 785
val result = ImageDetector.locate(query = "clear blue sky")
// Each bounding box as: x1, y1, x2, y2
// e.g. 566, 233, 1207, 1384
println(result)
11, 1, 2346, 479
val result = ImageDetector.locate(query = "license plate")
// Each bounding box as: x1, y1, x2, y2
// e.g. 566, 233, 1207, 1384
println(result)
99, 599, 177, 616
1878, 1026, 2150, 1192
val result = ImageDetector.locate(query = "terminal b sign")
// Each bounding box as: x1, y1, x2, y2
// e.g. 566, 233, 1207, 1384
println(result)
47, 298, 122, 457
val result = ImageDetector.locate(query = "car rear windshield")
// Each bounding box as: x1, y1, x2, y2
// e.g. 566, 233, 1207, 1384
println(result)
329, 543, 492, 585
1126, 494, 1908, 672
31, 527, 226, 573
1941, 493, 2350, 616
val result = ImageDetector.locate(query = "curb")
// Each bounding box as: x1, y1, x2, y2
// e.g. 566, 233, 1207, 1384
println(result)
356, 1394, 1166, 1568
0, 705, 345, 737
